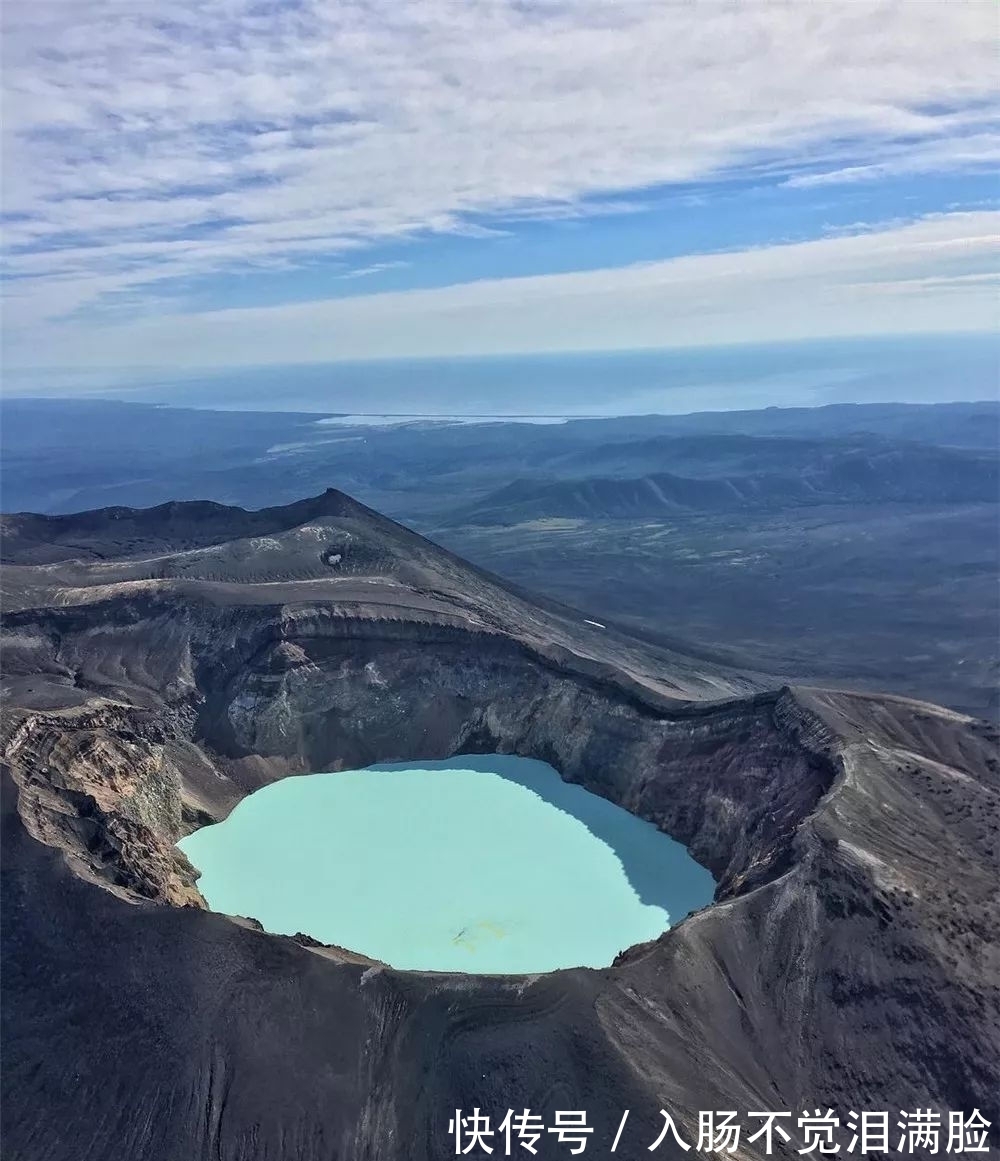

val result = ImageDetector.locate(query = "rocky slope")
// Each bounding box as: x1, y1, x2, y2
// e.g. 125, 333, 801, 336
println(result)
2, 489, 997, 1160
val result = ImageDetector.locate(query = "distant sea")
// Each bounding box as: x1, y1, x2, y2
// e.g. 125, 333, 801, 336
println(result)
10, 334, 998, 417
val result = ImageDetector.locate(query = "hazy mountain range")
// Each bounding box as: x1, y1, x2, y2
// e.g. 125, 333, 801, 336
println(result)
3, 397, 997, 716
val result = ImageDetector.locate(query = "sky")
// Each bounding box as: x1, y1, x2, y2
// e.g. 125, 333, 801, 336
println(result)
1, 1, 998, 396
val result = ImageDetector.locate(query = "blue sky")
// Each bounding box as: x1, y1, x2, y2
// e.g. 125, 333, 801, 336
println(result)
1, 1, 998, 390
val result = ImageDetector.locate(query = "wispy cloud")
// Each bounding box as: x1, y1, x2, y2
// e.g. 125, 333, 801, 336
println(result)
0, 0, 994, 380
1, 1, 997, 360
338, 261, 411, 280
783, 129, 1000, 188
7, 211, 996, 373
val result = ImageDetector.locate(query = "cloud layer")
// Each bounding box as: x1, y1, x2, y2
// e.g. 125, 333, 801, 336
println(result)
11, 211, 996, 373
2, 0, 997, 365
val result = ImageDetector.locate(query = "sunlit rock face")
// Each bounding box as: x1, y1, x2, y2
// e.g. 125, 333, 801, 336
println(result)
178, 755, 716, 974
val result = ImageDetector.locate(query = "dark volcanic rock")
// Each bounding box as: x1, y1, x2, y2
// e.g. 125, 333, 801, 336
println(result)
1, 490, 997, 1160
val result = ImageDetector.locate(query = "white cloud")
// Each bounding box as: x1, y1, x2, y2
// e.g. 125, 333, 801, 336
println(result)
338, 261, 411, 280
7, 212, 996, 372
783, 130, 1000, 188
1, 0, 997, 364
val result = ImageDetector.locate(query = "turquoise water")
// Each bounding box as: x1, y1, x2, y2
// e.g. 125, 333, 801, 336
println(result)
177, 755, 715, 974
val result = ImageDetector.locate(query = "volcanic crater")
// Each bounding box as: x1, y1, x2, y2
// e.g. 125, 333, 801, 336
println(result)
2, 489, 997, 1161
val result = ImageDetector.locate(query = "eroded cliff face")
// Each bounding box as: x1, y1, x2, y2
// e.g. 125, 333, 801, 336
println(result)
4, 602, 835, 910
2, 492, 998, 1161
200, 614, 836, 898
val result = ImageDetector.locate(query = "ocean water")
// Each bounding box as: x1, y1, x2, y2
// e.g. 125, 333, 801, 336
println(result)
15, 334, 995, 415
177, 755, 716, 974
